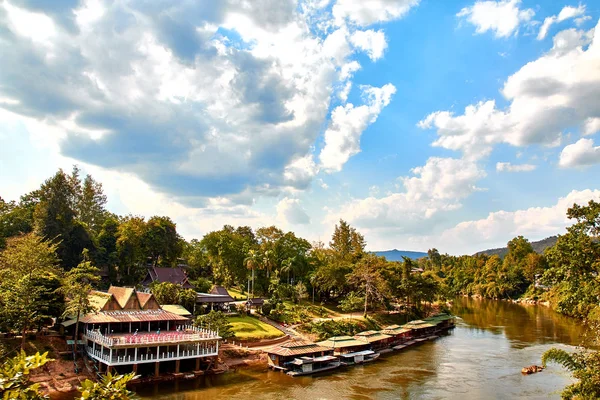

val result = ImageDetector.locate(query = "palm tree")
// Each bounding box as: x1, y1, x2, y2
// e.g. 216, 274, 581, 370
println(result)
281, 257, 296, 285
243, 249, 261, 298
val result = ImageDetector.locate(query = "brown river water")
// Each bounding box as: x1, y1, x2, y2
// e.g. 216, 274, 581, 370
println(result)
132, 298, 588, 400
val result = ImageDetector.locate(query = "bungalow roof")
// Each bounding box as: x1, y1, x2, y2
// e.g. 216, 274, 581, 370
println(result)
317, 336, 369, 348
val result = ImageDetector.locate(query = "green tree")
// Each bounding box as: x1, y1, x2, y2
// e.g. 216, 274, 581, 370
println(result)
0, 351, 53, 400
0, 197, 34, 249
339, 291, 364, 316
116, 216, 148, 285
0, 234, 60, 349
144, 216, 182, 267
329, 219, 365, 262
77, 372, 139, 400
542, 348, 600, 399
76, 174, 107, 236
149, 282, 195, 311
59, 252, 100, 360
194, 311, 233, 339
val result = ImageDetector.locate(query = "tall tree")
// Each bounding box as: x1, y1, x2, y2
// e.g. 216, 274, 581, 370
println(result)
77, 174, 107, 236
144, 216, 182, 267
0, 234, 60, 349
59, 251, 100, 361
347, 254, 390, 317
329, 219, 365, 262
116, 216, 147, 285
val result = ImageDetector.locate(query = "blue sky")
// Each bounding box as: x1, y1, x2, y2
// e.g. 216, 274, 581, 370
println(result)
1, 0, 599, 254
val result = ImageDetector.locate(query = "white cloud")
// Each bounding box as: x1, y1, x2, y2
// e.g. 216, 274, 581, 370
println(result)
559, 138, 600, 168
416, 189, 600, 255
537, 4, 588, 40
329, 157, 486, 232
350, 29, 387, 61
496, 162, 536, 172
276, 197, 311, 225
457, 0, 535, 38
583, 117, 600, 136
319, 83, 396, 172
419, 20, 600, 159
332, 0, 420, 27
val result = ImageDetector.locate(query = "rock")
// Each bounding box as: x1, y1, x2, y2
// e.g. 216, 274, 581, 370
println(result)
521, 365, 544, 374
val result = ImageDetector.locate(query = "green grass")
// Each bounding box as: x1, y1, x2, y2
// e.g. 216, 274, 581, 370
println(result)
228, 316, 284, 341
226, 286, 247, 301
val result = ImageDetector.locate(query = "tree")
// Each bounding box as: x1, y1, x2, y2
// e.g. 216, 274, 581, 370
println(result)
244, 249, 262, 298
116, 216, 147, 285
149, 282, 195, 311
76, 174, 107, 236
329, 220, 365, 262
0, 234, 60, 349
77, 372, 139, 400
0, 197, 33, 249
542, 348, 600, 399
0, 351, 53, 400
144, 216, 182, 267
347, 254, 390, 317
59, 251, 100, 361
339, 291, 363, 316
194, 311, 233, 339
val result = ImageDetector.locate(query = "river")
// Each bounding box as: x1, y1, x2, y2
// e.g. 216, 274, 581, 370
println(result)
133, 298, 588, 400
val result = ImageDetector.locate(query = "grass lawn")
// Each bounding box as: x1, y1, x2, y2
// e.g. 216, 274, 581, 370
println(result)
228, 316, 284, 341
226, 286, 248, 301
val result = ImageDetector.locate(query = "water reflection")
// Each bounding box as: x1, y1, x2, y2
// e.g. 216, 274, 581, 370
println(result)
453, 297, 586, 348
135, 299, 584, 400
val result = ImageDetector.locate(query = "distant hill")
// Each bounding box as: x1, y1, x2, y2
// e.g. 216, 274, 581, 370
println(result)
373, 249, 428, 261
475, 236, 558, 258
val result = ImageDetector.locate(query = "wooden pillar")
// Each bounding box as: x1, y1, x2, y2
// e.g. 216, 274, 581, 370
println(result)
175, 360, 180, 374
107, 365, 113, 374
155, 362, 160, 377
133, 364, 138, 374
195, 357, 200, 371
98, 362, 103, 373
167, 321, 170, 331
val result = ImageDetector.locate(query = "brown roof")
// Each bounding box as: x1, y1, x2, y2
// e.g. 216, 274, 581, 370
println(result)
210, 286, 230, 296
143, 267, 193, 288
136, 292, 152, 308
108, 286, 135, 309
267, 340, 332, 357
354, 331, 392, 343
80, 309, 189, 324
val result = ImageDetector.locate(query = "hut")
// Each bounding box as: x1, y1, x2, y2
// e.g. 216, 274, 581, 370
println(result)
142, 266, 193, 289
316, 336, 371, 355
266, 339, 334, 371
380, 324, 412, 345
424, 313, 456, 332
354, 330, 393, 351
403, 320, 437, 339
195, 286, 234, 312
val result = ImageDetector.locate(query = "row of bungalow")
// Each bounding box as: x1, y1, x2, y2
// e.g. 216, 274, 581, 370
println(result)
267, 314, 455, 376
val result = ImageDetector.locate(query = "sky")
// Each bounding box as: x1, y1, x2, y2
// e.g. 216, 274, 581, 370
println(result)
1, 0, 600, 255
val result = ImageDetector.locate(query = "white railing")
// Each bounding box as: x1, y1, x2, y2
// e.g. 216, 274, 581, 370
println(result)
85, 346, 218, 366
84, 327, 220, 347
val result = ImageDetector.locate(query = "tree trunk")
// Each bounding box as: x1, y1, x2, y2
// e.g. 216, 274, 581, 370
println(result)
252, 267, 255, 298
363, 288, 368, 317
21, 326, 26, 350
312, 286, 315, 304
73, 310, 81, 361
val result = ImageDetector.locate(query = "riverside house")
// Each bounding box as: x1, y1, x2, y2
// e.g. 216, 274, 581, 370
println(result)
316, 336, 371, 355
354, 330, 393, 352
266, 339, 334, 371
77, 286, 220, 377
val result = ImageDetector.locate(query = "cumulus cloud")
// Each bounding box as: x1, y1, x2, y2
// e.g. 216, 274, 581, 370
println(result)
496, 162, 536, 172
559, 138, 600, 168
417, 189, 600, 255
328, 157, 486, 232
349, 29, 387, 61
332, 0, 420, 27
538, 4, 587, 40
457, 0, 535, 38
419, 19, 600, 159
0, 0, 401, 208
319, 83, 396, 172
276, 197, 311, 225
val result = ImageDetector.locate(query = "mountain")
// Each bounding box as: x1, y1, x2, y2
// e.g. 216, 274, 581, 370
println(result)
475, 236, 558, 258
373, 249, 428, 261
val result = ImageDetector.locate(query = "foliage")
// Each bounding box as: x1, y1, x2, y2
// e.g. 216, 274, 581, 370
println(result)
0, 351, 53, 400
348, 254, 390, 316
0, 234, 60, 347
149, 282, 196, 311
190, 277, 212, 293
195, 311, 234, 339
77, 372, 139, 400
542, 348, 600, 399
339, 292, 364, 314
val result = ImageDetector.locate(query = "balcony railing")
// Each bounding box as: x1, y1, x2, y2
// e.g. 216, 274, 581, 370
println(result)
85, 345, 218, 366
84, 326, 220, 348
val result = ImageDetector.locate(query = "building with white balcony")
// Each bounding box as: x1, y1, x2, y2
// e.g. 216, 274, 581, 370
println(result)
78, 286, 221, 377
